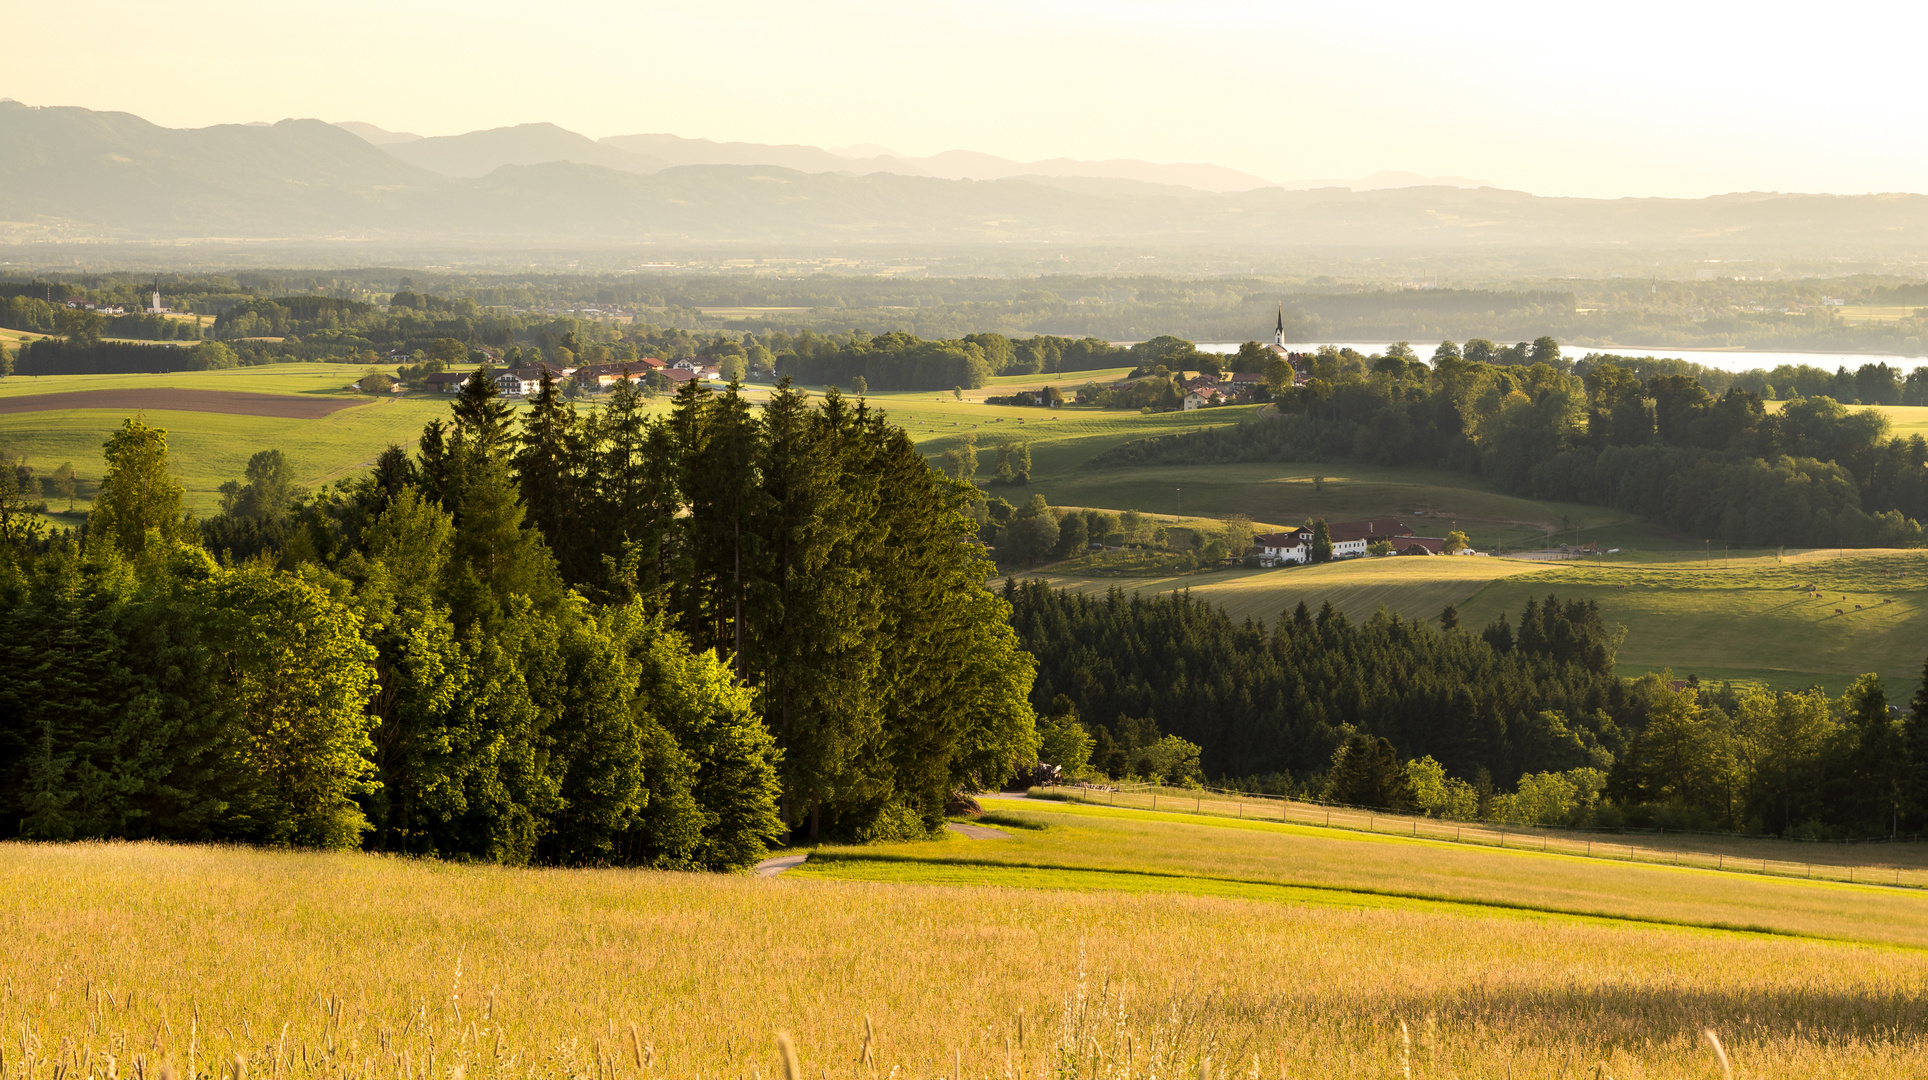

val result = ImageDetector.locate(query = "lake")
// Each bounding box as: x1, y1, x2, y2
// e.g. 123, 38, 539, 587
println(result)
1193, 342, 1927, 374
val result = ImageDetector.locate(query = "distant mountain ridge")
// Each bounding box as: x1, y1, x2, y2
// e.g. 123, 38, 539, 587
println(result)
338, 122, 1292, 192
331, 119, 1494, 194
6, 102, 1928, 253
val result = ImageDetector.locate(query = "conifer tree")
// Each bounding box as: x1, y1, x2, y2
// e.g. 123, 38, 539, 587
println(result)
451, 370, 516, 458
1310, 518, 1333, 562
677, 381, 763, 662
1845, 673, 1907, 835
1908, 652, 1928, 827
588, 380, 679, 599
514, 371, 591, 581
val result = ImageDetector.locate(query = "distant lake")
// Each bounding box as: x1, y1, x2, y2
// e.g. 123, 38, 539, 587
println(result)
1193, 342, 1927, 374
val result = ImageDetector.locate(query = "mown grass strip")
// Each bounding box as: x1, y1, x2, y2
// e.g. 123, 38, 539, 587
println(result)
791, 849, 1910, 948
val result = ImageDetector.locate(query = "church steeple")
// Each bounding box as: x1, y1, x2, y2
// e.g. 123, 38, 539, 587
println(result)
1274, 303, 1286, 348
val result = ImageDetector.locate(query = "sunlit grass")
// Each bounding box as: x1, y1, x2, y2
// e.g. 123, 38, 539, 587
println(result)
9, 826, 1928, 1079
1011, 553, 1557, 625
1458, 547, 1928, 695
799, 800, 1928, 949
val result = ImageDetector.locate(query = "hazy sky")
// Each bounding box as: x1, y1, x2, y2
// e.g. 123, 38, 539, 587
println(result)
8, 0, 1924, 198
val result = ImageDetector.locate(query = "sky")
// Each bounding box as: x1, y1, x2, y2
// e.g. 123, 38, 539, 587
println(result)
7, 0, 1925, 199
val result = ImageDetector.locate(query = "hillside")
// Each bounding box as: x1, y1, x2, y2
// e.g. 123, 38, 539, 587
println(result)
10, 102, 1928, 250
7, 804, 1927, 1079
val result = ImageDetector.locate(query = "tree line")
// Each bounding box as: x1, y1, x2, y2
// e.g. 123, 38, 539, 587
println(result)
1091, 341, 1928, 548
1007, 580, 1620, 786
1010, 580, 1928, 838
0, 374, 1038, 860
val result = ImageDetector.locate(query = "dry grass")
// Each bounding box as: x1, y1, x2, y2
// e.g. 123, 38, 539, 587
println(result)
5, 840, 1928, 1079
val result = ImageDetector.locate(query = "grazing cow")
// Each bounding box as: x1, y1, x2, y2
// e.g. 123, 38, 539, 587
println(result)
1835, 609, 1844, 615
1856, 604, 1864, 610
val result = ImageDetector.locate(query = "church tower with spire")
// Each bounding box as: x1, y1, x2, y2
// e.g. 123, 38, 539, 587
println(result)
1273, 302, 1286, 348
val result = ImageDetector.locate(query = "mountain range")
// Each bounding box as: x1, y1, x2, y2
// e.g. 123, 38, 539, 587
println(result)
5, 100, 1928, 254
334, 120, 1309, 192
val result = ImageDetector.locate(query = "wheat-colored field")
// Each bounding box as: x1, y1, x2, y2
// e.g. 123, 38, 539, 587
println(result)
8, 809, 1928, 1080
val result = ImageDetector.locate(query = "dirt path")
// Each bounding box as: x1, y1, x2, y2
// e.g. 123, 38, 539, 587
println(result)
0, 388, 366, 419
753, 853, 809, 876
946, 822, 1009, 840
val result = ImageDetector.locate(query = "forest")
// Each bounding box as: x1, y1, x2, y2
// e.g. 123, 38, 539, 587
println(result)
1094, 341, 1928, 548
1009, 580, 1928, 838
11, 268, 1928, 353
0, 375, 1038, 861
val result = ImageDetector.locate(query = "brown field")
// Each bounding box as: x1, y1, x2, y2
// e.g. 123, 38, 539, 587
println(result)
0, 388, 368, 419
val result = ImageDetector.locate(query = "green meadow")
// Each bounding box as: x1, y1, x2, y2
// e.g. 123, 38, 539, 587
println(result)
1015, 547, 1928, 696
0, 364, 453, 514
797, 797, 1928, 947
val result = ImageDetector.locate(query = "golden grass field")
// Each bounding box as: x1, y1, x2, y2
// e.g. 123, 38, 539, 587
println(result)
10, 796, 1928, 1080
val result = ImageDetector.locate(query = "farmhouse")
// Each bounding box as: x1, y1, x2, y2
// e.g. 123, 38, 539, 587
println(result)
1221, 371, 1265, 397
1252, 531, 1313, 565
493, 366, 576, 397
573, 362, 662, 391
424, 372, 467, 394
1250, 519, 1458, 566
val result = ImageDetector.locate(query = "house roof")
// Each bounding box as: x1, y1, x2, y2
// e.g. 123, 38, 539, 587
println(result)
1326, 520, 1411, 542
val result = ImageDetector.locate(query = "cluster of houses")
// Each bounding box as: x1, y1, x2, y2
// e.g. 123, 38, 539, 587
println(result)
423, 357, 720, 397
1181, 369, 1275, 409
1249, 519, 1468, 566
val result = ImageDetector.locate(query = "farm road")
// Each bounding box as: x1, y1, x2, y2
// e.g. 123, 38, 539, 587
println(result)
946, 822, 1009, 839
0, 388, 365, 419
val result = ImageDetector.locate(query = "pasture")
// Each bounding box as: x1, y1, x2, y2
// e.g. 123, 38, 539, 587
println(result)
1017, 547, 1928, 696
0, 365, 451, 514
1013, 552, 1558, 625
9, 801, 1928, 1080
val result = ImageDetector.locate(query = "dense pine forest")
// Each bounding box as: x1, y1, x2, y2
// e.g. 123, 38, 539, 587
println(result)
0, 375, 1038, 861
1008, 579, 1928, 838
1096, 342, 1928, 549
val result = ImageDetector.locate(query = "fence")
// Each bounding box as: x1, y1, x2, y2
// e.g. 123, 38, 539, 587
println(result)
1027, 782, 1928, 890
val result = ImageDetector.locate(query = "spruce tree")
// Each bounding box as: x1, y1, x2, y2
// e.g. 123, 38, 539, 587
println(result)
676, 380, 762, 660
514, 371, 591, 582
451, 370, 516, 458
1845, 673, 1907, 835
589, 380, 679, 599
1908, 652, 1928, 827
